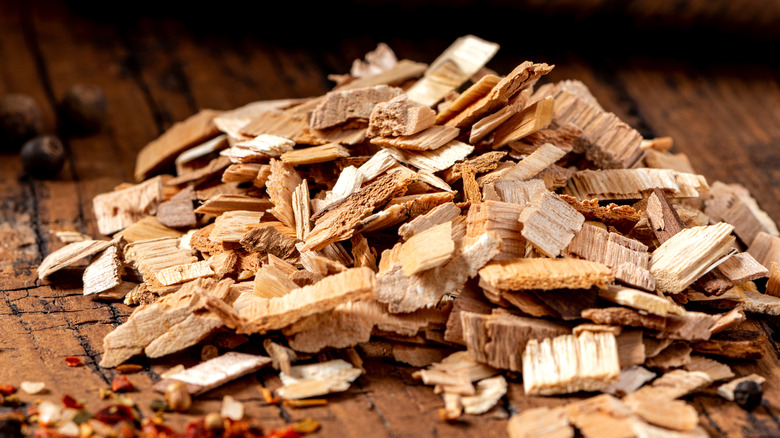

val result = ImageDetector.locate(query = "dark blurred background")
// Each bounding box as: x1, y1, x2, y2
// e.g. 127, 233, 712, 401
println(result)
63, 0, 780, 65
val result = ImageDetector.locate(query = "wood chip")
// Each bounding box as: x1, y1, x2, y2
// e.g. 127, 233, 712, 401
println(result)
83, 245, 124, 295
370, 125, 460, 151
310, 85, 402, 130
507, 406, 574, 438
466, 200, 525, 260
598, 285, 685, 317
385, 140, 474, 173
649, 223, 736, 294
135, 109, 222, 181
564, 169, 709, 201
461, 375, 507, 414
153, 352, 271, 396
493, 97, 555, 149
704, 181, 779, 246
405, 35, 499, 107
479, 258, 613, 291
37, 238, 116, 279
498, 143, 567, 182
278, 359, 362, 400
92, 176, 163, 235
398, 201, 461, 240
194, 194, 274, 217
522, 331, 620, 395
460, 310, 569, 371
238, 267, 376, 334
280, 143, 350, 166
368, 95, 436, 137
398, 221, 455, 276
518, 190, 585, 258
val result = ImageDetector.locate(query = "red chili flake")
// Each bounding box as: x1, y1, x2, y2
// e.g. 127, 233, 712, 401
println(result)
111, 375, 135, 393
94, 404, 135, 425
33, 428, 69, 438
62, 394, 84, 409
65, 356, 83, 367
140, 421, 178, 438
263, 426, 301, 438
0, 384, 16, 396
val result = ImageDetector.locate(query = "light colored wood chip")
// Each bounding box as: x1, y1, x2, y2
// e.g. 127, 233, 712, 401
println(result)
284, 299, 447, 353
626, 369, 712, 402
266, 159, 303, 229
115, 216, 183, 243
93, 176, 164, 235
518, 190, 584, 258
253, 264, 298, 298
493, 97, 555, 149
599, 285, 685, 317
413, 350, 497, 391
460, 375, 507, 414
767, 262, 780, 297
748, 231, 780, 270
405, 35, 500, 107
643, 148, 695, 173
237, 109, 309, 141
280, 143, 350, 166
233, 133, 296, 157
460, 310, 569, 372
83, 245, 124, 295
522, 331, 620, 396
368, 95, 436, 137
741, 289, 780, 315
508, 406, 574, 438
624, 397, 699, 432
155, 260, 214, 287
649, 223, 736, 294
213, 98, 306, 138
240, 224, 300, 264
398, 201, 460, 241
398, 221, 455, 276
581, 307, 666, 332
370, 125, 460, 151
263, 339, 297, 375
135, 109, 222, 181
174, 134, 229, 175
714, 252, 769, 284
194, 194, 273, 217
436, 74, 501, 124
684, 356, 734, 382
645, 342, 692, 370
564, 169, 709, 201
153, 352, 271, 396
704, 181, 779, 246
645, 187, 685, 244
222, 163, 270, 186
448, 61, 553, 129
498, 143, 567, 182
358, 192, 455, 235
303, 168, 417, 251
100, 278, 234, 367
710, 307, 746, 334
466, 200, 525, 260
310, 85, 403, 130
209, 210, 264, 243
38, 238, 116, 279
377, 231, 501, 313
278, 359, 362, 400
292, 180, 312, 240
566, 223, 649, 271
313, 166, 365, 214
602, 366, 656, 397
348, 42, 398, 78
238, 267, 375, 334
479, 258, 613, 291
340, 59, 428, 91
385, 140, 474, 174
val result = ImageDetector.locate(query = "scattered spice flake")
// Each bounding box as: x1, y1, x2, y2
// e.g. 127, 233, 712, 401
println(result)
116, 364, 144, 374
140, 419, 178, 438
64, 356, 83, 367
260, 386, 279, 405
62, 394, 84, 409
94, 404, 136, 425
283, 399, 328, 408
111, 375, 135, 393
0, 384, 16, 395
185, 418, 265, 438
292, 418, 321, 434
263, 426, 302, 438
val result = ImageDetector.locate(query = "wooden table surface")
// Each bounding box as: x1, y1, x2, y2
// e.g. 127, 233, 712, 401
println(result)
2, 1, 780, 436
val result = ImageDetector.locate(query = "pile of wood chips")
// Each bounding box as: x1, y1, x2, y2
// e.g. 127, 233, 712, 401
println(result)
37, 35, 780, 437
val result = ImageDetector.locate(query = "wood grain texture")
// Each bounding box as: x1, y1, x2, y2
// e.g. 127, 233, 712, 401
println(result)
2, 1, 780, 436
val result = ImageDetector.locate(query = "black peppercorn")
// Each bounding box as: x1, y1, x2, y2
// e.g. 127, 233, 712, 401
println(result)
20, 136, 66, 179
58, 84, 107, 135
0, 94, 43, 151
734, 380, 762, 411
